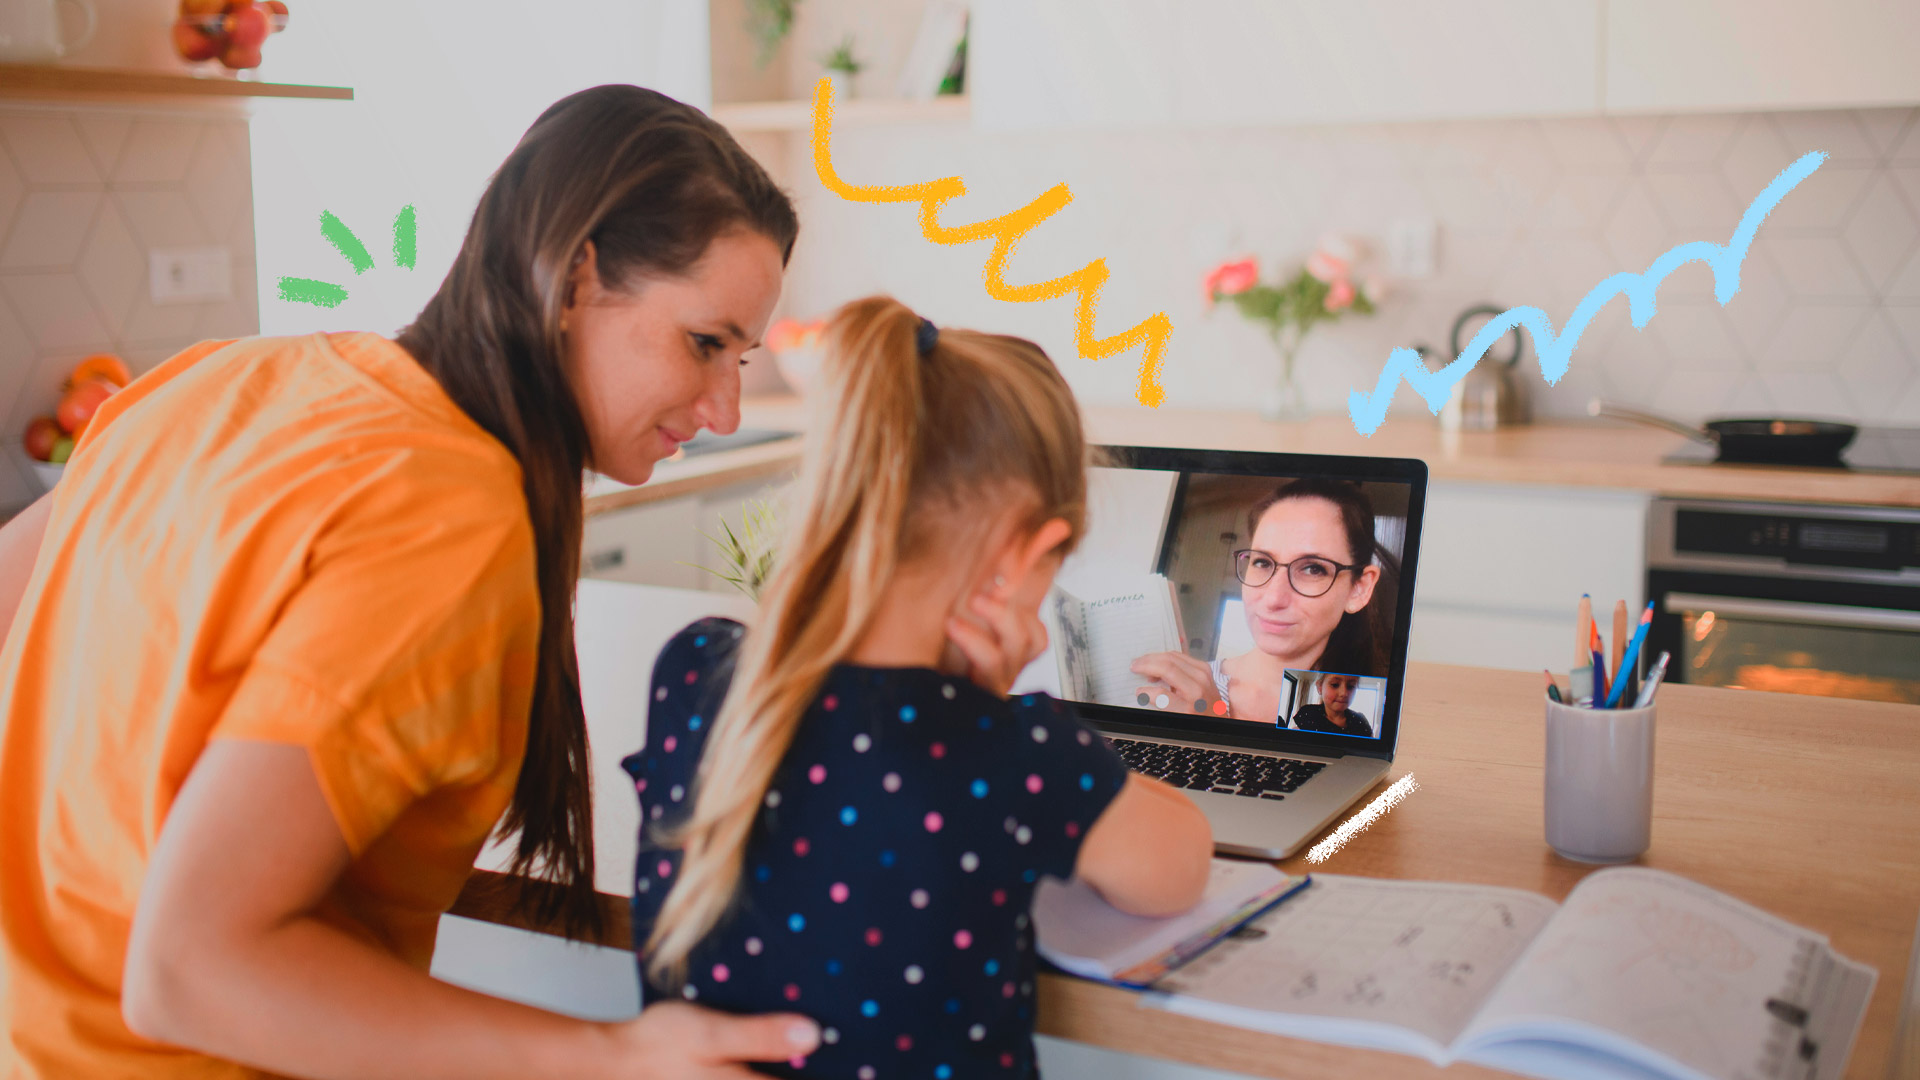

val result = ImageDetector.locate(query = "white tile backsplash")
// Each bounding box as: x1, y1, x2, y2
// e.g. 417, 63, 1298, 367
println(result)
0, 106, 256, 512
787, 105, 1920, 427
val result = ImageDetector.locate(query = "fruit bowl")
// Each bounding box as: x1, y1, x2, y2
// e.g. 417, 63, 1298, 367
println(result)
29, 461, 63, 496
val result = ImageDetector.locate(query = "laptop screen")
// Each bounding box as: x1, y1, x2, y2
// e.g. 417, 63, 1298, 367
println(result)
1011, 446, 1425, 755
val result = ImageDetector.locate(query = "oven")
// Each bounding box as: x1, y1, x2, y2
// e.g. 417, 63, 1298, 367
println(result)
1645, 499, 1920, 704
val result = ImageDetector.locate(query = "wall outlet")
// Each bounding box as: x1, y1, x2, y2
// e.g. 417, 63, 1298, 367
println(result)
150, 248, 233, 305
1388, 218, 1439, 279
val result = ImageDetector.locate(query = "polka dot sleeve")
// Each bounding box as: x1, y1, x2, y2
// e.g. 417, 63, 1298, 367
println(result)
1000, 693, 1130, 882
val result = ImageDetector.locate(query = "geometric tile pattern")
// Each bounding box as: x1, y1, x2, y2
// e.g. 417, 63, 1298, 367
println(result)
790, 106, 1920, 429
0, 105, 256, 511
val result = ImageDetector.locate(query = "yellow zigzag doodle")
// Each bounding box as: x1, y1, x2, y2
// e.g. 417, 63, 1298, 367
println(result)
810, 79, 1173, 408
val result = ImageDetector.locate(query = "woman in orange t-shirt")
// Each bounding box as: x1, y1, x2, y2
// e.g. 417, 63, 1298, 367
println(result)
0, 86, 820, 1079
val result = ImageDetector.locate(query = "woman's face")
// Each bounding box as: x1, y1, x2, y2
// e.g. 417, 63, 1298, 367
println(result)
1241, 496, 1380, 664
1319, 673, 1358, 713
563, 229, 786, 486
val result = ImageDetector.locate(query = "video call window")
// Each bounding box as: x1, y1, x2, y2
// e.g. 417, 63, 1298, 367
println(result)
1014, 466, 1409, 740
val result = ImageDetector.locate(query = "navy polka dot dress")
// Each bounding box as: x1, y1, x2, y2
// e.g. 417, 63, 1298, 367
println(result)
622, 618, 1130, 1078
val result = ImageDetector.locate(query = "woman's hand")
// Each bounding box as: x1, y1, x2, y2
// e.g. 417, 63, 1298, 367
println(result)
601, 1003, 820, 1079
1130, 651, 1222, 715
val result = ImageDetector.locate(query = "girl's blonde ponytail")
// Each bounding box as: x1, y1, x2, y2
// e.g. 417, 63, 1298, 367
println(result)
645, 296, 1086, 984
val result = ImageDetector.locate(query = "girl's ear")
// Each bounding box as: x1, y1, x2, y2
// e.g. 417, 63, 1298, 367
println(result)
989, 517, 1073, 597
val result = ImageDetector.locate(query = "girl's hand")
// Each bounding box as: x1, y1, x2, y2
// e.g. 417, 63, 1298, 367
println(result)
944, 517, 1072, 698
1129, 651, 1222, 715
601, 1002, 820, 1079
945, 586, 1047, 698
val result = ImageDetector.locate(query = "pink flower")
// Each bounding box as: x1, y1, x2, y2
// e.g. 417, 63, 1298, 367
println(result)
1305, 250, 1348, 284
1325, 278, 1356, 312
1204, 257, 1259, 300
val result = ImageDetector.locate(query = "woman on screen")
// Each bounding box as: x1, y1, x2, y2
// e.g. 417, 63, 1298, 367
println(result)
1130, 477, 1397, 724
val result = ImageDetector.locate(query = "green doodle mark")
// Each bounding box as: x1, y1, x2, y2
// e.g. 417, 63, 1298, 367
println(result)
276, 277, 350, 308
277, 205, 418, 308
393, 204, 417, 270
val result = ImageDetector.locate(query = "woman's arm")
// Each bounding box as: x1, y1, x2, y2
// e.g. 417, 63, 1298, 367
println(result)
0, 494, 52, 641
1072, 772, 1213, 917
124, 739, 818, 1080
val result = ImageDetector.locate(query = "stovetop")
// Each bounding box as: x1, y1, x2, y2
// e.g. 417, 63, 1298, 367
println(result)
1660, 426, 1920, 475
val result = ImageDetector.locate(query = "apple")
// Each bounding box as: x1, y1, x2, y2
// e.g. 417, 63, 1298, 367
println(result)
220, 41, 264, 70
224, 3, 270, 49
264, 0, 289, 31
172, 19, 222, 61
55, 379, 116, 437
22, 417, 60, 462
48, 437, 74, 466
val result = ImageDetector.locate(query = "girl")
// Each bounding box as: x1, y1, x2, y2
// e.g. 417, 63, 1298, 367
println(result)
0, 86, 819, 1078
624, 298, 1214, 1077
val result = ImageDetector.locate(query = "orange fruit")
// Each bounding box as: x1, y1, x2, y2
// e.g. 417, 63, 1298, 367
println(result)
67, 354, 130, 390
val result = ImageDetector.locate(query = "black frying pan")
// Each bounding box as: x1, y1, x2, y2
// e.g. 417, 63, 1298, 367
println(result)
1588, 400, 1858, 467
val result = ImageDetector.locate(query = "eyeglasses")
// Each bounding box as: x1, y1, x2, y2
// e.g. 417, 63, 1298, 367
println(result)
1232, 549, 1363, 597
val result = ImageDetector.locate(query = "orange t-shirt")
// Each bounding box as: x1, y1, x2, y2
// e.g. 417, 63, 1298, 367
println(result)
0, 333, 541, 1078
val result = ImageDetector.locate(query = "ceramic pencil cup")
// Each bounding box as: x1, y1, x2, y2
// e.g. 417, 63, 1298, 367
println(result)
1543, 697, 1655, 863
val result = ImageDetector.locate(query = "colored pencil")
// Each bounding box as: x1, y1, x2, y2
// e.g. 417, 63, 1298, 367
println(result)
1606, 602, 1655, 708
1610, 600, 1628, 681
1543, 670, 1564, 704
1633, 651, 1671, 708
1572, 594, 1595, 703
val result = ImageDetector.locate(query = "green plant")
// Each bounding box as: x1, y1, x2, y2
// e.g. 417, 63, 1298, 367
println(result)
819, 34, 863, 75
693, 497, 784, 600
745, 0, 798, 69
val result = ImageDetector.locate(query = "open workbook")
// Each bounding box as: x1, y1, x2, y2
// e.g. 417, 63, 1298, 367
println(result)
1149, 868, 1876, 1080
1043, 572, 1185, 707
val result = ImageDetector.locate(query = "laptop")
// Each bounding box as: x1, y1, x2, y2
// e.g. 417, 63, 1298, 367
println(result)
1010, 445, 1427, 859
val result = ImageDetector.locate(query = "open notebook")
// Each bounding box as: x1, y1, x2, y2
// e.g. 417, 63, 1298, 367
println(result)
1043, 572, 1184, 708
1033, 859, 1306, 988
1150, 868, 1876, 1080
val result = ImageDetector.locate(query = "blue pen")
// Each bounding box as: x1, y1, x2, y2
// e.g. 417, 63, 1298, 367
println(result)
1606, 603, 1655, 708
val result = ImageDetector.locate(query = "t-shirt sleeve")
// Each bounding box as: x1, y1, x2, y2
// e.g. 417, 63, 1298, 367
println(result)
1000, 692, 1130, 882
211, 458, 540, 855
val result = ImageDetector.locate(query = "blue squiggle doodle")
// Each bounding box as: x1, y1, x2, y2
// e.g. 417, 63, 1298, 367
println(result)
1346, 151, 1827, 435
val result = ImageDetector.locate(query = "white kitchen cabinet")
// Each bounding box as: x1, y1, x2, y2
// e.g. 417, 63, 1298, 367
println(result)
1604, 0, 1920, 114
971, 0, 1600, 131
1407, 481, 1648, 673
581, 477, 791, 593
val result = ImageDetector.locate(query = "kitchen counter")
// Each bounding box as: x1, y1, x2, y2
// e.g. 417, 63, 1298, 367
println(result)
453, 580, 1920, 1080
583, 396, 1920, 515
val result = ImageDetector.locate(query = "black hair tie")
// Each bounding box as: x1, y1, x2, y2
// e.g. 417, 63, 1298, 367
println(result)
915, 317, 939, 356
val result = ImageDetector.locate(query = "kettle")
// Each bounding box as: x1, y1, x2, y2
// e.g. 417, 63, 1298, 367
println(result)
1418, 304, 1530, 431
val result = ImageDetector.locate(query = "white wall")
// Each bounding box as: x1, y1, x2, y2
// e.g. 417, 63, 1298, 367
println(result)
249, 0, 709, 339
784, 107, 1920, 426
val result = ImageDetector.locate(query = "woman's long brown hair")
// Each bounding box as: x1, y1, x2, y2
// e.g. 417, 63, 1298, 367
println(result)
396, 85, 797, 937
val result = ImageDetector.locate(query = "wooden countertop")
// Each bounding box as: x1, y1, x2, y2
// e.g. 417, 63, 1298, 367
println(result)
451, 581, 1920, 1080
583, 396, 1920, 516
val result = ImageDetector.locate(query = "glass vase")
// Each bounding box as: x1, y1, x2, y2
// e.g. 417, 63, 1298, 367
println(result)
1260, 335, 1310, 421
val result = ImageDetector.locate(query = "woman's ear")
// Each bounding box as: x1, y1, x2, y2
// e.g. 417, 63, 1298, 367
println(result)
564, 239, 600, 316
1344, 563, 1381, 613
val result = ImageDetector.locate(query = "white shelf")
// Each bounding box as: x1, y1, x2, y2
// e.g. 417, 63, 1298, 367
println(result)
709, 94, 969, 132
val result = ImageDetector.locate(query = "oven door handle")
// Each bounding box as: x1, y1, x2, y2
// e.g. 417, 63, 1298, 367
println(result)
1663, 591, 1920, 633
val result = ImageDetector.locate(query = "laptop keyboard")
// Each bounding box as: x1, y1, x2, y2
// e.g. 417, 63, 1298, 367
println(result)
1104, 736, 1325, 800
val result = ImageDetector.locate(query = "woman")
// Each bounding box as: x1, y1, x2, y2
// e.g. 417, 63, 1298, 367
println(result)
1129, 477, 1394, 725
0, 86, 822, 1079
1289, 671, 1374, 738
